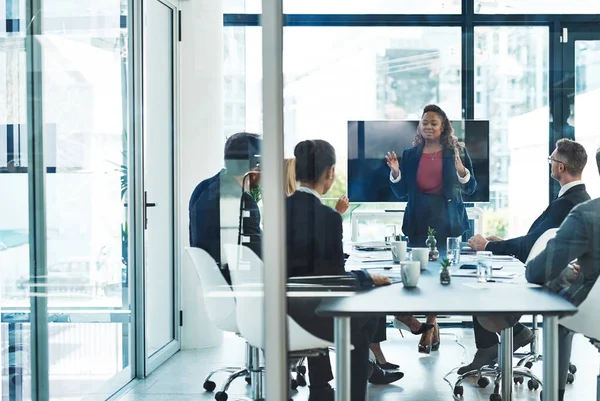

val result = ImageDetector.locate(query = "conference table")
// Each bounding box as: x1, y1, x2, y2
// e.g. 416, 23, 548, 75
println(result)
316, 248, 578, 401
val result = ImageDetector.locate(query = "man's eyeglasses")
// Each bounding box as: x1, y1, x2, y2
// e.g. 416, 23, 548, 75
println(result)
548, 156, 566, 166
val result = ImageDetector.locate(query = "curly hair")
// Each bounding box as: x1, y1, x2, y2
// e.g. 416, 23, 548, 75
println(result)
413, 104, 461, 150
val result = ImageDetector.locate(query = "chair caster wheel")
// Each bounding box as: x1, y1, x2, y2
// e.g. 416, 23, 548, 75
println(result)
203, 380, 216, 392
215, 391, 228, 401
290, 379, 299, 390
525, 361, 533, 369
297, 374, 307, 387
297, 365, 307, 375
514, 376, 524, 385
478, 376, 490, 388
528, 379, 540, 390
453, 385, 464, 396
567, 372, 575, 384
245, 376, 251, 385
490, 394, 502, 401
569, 363, 577, 374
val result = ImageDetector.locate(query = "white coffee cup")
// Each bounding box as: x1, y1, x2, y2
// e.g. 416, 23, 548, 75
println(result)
391, 241, 407, 264
412, 247, 429, 271
400, 261, 420, 288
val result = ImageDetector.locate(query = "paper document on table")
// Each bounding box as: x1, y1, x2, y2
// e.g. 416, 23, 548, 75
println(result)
462, 282, 541, 289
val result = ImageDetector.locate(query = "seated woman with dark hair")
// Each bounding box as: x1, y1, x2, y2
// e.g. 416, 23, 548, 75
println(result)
286, 139, 403, 401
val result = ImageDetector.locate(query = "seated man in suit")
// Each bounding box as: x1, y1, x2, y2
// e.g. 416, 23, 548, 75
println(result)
189, 168, 223, 246
460, 138, 590, 374
483, 147, 600, 401
286, 139, 403, 401
189, 132, 262, 284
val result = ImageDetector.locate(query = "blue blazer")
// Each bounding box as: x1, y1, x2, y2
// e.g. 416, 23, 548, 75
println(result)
390, 144, 477, 239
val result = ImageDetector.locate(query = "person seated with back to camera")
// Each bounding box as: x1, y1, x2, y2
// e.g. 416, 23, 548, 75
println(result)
286, 157, 423, 372
286, 139, 403, 401
461, 138, 590, 374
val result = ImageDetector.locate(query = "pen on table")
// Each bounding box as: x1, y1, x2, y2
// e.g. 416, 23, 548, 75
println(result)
362, 259, 393, 263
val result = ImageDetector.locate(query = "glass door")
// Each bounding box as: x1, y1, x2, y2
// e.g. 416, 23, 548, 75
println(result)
557, 24, 600, 198
143, 0, 179, 373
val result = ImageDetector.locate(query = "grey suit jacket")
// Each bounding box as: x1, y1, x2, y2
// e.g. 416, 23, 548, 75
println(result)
526, 198, 600, 306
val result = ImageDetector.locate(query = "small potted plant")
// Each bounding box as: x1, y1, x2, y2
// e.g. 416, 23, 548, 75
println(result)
426, 226, 439, 261
440, 257, 452, 285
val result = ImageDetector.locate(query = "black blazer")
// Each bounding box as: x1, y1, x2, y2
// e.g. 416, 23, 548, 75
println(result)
390, 144, 477, 239
190, 172, 262, 283
487, 183, 590, 263
188, 169, 223, 246
286, 191, 371, 286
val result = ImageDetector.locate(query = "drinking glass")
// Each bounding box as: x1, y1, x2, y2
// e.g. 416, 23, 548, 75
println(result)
446, 237, 461, 265
476, 251, 493, 283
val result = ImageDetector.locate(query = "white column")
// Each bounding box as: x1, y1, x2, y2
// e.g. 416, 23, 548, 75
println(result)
179, 0, 224, 349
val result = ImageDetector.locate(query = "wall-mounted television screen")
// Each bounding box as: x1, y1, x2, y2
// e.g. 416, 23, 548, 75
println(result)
347, 120, 490, 203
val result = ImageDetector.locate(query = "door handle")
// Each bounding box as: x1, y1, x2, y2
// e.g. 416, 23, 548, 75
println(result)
144, 191, 157, 229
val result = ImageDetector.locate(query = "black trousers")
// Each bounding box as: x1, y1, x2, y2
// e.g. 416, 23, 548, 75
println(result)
288, 297, 377, 401
473, 316, 525, 348
371, 316, 388, 343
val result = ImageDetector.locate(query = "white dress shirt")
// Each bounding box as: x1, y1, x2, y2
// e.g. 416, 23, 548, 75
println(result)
296, 186, 322, 202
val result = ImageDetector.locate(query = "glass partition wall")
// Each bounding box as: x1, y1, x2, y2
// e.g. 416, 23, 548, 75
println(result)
0, 0, 153, 398
223, 0, 600, 242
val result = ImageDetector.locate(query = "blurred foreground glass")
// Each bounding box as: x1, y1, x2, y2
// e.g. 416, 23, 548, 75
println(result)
446, 237, 461, 265
476, 251, 493, 283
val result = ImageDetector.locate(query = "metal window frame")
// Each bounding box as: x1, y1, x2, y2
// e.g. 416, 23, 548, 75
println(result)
224, 0, 600, 203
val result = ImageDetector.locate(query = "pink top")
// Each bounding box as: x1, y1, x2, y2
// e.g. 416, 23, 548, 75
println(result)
416, 153, 443, 195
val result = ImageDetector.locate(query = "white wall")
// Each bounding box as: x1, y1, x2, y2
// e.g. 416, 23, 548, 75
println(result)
178, 0, 225, 349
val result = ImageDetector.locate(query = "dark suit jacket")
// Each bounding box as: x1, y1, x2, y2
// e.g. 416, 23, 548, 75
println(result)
390, 144, 477, 239
486, 184, 590, 263
188, 169, 223, 246
526, 198, 600, 306
190, 171, 262, 283
285, 191, 372, 287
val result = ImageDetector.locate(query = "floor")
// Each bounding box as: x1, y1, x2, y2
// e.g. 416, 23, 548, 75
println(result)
117, 327, 599, 401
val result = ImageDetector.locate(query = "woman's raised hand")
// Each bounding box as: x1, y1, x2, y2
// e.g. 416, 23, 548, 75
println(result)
385, 151, 400, 179
454, 146, 467, 177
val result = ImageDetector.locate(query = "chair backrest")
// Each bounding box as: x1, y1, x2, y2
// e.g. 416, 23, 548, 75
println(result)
224, 244, 333, 351
525, 228, 559, 264
560, 276, 600, 340
185, 247, 238, 333
224, 244, 265, 348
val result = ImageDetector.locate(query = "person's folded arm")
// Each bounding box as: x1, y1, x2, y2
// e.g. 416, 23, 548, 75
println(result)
526, 207, 589, 285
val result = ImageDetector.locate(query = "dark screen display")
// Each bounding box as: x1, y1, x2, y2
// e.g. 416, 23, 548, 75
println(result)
347, 120, 490, 203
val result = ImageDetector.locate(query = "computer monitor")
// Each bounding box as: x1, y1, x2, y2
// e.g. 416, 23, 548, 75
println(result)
347, 120, 490, 203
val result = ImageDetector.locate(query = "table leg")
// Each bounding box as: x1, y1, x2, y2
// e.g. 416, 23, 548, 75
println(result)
500, 326, 513, 401
543, 316, 559, 401
334, 317, 351, 401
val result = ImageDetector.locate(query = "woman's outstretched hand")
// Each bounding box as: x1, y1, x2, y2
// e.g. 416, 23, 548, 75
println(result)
335, 195, 350, 214
386, 151, 400, 179
454, 146, 467, 177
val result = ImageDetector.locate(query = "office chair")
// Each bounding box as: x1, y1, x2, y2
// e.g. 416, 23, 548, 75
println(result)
559, 275, 600, 399
185, 247, 259, 398
452, 230, 562, 400
225, 244, 356, 401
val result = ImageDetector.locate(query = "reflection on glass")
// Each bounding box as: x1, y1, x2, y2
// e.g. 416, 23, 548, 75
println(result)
475, 0, 600, 14
573, 40, 600, 198
224, 0, 461, 14
3, 0, 132, 398
474, 27, 549, 238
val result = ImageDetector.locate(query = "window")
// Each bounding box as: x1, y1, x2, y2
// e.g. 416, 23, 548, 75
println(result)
474, 27, 549, 238
475, 0, 600, 14
224, 0, 461, 14
223, 26, 462, 240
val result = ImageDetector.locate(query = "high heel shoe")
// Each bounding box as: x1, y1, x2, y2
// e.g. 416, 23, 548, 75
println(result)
410, 323, 434, 335
418, 328, 433, 354
431, 324, 440, 351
